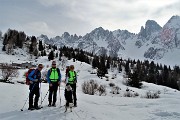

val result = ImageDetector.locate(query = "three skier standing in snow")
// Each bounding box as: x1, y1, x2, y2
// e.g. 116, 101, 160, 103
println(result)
26, 61, 77, 111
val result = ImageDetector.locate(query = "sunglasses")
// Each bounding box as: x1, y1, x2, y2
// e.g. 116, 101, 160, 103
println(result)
52, 64, 56, 65
39, 67, 43, 68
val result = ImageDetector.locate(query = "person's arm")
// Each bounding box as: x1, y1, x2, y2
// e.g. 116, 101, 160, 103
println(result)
28, 70, 37, 81
64, 89, 68, 100
65, 71, 69, 84
46, 70, 51, 83
58, 69, 61, 82
38, 71, 41, 81
75, 71, 77, 83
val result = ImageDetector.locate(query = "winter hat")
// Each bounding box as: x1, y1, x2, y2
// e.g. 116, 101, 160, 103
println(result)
52, 61, 56, 65
69, 65, 74, 70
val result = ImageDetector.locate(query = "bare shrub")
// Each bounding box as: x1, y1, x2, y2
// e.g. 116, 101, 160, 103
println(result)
134, 92, 139, 97
111, 86, 121, 94
98, 85, 106, 96
82, 80, 98, 95
111, 74, 117, 79
122, 78, 131, 86
124, 91, 133, 97
124, 88, 131, 97
144, 91, 160, 99
109, 82, 115, 87
0, 63, 19, 82
163, 87, 168, 94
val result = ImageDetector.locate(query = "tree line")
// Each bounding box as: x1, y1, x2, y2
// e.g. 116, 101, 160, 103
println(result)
57, 46, 180, 90
1, 29, 180, 90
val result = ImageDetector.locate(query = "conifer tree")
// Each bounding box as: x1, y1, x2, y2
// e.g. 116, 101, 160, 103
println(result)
38, 40, 43, 51
128, 71, 142, 88
2, 45, 6, 51
148, 61, 156, 83
125, 60, 130, 75
163, 65, 169, 86
48, 51, 54, 61
118, 63, 122, 73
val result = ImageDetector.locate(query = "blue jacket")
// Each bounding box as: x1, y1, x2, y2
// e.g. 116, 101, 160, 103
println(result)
28, 69, 41, 82
46, 68, 61, 83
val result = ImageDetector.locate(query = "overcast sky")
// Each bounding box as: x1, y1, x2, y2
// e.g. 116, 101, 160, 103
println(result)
0, 0, 180, 37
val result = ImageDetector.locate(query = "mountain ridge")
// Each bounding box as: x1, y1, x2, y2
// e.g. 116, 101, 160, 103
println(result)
1, 15, 179, 66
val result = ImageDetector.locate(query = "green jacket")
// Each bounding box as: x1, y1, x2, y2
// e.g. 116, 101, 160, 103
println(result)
68, 71, 77, 84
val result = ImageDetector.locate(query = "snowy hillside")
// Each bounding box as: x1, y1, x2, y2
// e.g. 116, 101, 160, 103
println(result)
39, 15, 180, 66
0, 53, 180, 120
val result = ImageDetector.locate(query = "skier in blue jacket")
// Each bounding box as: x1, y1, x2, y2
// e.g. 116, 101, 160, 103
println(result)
28, 64, 43, 110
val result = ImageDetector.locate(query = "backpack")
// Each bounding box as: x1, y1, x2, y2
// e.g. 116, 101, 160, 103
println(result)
25, 68, 37, 85
65, 68, 70, 77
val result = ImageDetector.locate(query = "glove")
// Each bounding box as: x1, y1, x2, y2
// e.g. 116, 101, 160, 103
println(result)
49, 83, 53, 87
39, 79, 43, 83
74, 77, 77, 83
34, 79, 38, 82
58, 81, 60, 86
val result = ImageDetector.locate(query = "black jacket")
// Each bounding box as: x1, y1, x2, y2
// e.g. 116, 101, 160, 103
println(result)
64, 88, 73, 103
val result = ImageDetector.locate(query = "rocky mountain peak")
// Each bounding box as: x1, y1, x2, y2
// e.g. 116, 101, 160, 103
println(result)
164, 15, 180, 29
167, 15, 180, 23
39, 15, 180, 61
138, 20, 162, 38
62, 32, 70, 38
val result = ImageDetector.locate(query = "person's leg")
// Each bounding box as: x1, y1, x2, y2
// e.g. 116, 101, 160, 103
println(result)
52, 83, 58, 106
71, 84, 77, 106
29, 84, 35, 110
48, 86, 53, 106
65, 101, 69, 112
29, 91, 34, 109
34, 87, 40, 108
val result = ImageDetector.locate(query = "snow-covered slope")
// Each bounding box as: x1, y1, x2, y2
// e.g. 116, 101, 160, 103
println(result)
0, 54, 180, 120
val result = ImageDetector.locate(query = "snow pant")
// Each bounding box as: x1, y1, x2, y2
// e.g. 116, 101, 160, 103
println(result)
70, 83, 77, 106
48, 82, 58, 105
65, 90, 73, 107
29, 83, 40, 108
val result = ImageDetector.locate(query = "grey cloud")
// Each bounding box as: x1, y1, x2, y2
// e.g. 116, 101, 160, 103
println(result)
0, 0, 179, 37
151, 0, 180, 17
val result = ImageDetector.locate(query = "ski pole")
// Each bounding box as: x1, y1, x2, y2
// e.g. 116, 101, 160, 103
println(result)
59, 85, 61, 107
40, 89, 49, 106
20, 83, 36, 111
40, 82, 42, 107
20, 95, 29, 111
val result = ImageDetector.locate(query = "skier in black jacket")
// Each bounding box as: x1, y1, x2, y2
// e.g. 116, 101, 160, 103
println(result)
64, 83, 73, 112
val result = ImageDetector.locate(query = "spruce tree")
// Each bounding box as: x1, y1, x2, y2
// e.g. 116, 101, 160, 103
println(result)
118, 63, 122, 73
125, 61, 130, 75
163, 65, 169, 86
38, 40, 43, 51
48, 51, 54, 61
106, 57, 111, 69
2, 45, 6, 51
148, 61, 156, 83
44, 50, 46, 56
129, 71, 142, 88
29, 43, 33, 53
